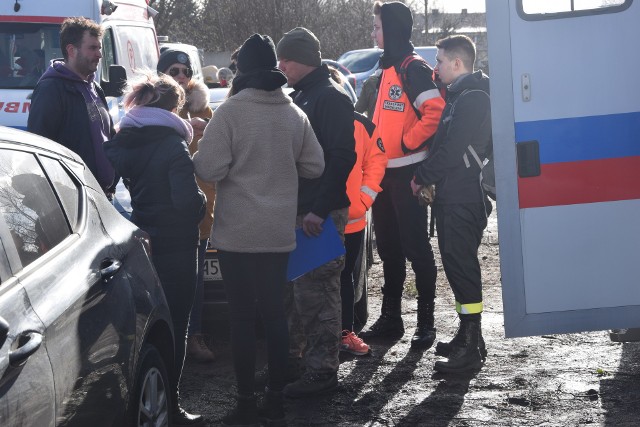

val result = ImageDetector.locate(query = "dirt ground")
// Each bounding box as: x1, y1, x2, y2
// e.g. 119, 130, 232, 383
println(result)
181, 210, 640, 426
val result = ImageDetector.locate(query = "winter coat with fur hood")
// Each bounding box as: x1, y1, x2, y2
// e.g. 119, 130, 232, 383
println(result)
179, 79, 216, 240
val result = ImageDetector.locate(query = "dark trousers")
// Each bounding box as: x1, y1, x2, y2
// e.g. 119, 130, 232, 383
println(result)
151, 241, 198, 393
218, 251, 290, 394
433, 203, 487, 311
340, 230, 364, 331
188, 238, 208, 335
372, 165, 437, 300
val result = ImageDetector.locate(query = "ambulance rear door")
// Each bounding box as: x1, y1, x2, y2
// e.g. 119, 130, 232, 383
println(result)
486, 0, 640, 337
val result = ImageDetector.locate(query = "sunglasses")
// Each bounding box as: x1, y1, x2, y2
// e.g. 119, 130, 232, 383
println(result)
168, 67, 193, 78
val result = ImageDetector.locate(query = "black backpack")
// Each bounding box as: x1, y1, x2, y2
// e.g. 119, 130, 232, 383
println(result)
451, 89, 496, 200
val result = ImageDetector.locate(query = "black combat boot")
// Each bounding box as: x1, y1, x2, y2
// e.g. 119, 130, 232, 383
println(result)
257, 388, 287, 427
435, 314, 487, 361
221, 394, 259, 427
360, 296, 404, 339
410, 297, 437, 349
434, 314, 484, 374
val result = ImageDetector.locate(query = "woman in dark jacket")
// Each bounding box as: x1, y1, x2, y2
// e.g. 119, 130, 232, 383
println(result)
104, 73, 206, 427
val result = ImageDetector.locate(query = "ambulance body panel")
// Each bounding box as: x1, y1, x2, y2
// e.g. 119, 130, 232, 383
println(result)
486, 0, 640, 337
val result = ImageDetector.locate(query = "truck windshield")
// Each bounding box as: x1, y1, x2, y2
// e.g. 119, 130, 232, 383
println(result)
0, 23, 62, 89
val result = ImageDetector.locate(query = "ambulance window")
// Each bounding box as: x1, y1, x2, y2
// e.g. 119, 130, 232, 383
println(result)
0, 24, 61, 89
518, 0, 631, 19
101, 28, 116, 82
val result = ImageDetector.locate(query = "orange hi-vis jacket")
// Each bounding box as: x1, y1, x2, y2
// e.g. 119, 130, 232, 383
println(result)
373, 64, 445, 168
346, 112, 388, 234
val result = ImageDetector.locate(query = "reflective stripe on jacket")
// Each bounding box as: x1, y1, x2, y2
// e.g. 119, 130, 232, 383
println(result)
346, 112, 388, 234
372, 64, 444, 168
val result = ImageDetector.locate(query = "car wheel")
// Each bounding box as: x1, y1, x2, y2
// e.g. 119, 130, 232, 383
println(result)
131, 344, 172, 427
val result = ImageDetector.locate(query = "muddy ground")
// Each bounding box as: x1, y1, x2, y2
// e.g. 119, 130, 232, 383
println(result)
181, 211, 640, 426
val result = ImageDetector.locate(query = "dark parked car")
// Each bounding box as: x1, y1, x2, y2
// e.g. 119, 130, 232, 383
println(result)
0, 126, 175, 426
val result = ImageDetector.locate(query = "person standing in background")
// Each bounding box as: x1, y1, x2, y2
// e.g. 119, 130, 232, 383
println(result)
276, 26, 356, 398
104, 73, 206, 426
412, 35, 492, 374
194, 34, 324, 426
157, 48, 217, 363
361, 2, 445, 352
28, 17, 116, 198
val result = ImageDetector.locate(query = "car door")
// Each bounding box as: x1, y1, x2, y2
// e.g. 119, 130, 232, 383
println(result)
1, 146, 136, 425
0, 150, 56, 426
486, 0, 640, 337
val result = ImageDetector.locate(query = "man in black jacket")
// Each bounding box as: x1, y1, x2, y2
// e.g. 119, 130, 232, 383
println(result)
276, 27, 356, 398
412, 35, 492, 374
28, 17, 116, 197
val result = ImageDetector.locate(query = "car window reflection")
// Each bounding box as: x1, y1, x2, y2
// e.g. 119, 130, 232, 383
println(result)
0, 149, 70, 269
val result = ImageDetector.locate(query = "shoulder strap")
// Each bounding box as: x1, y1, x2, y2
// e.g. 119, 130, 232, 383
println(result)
395, 53, 425, 119
453, 89, 490, 169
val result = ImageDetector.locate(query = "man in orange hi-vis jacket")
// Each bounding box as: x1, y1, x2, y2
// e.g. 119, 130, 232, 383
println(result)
340, 111, 387, 356
361, 1, 445, 350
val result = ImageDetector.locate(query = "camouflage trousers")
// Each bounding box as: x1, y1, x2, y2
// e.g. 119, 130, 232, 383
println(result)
285, 208, 348, 374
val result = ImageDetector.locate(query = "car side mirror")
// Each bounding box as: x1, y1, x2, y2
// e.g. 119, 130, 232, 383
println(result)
0, 316, 9, 347
103, 65, 127, 97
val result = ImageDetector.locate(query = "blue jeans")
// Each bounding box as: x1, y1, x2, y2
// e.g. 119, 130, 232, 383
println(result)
188, 239, 208, 335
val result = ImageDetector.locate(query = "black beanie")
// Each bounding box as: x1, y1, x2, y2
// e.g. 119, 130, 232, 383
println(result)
276, 27, 322, 67
157, 48, 191, 74
237, 34, 278, 73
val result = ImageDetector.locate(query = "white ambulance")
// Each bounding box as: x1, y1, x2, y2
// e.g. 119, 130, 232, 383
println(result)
0, 0, 159, 129
486, 1, 640, 337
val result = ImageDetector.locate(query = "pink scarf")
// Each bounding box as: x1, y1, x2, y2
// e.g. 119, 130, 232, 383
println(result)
118, 106, 193, 144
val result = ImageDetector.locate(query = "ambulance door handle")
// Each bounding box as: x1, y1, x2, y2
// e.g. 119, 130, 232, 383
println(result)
521, 74, 531, 102
516, 140, 541, 177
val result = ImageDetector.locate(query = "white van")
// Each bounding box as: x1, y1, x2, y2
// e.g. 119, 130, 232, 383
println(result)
0, 0, 159, 129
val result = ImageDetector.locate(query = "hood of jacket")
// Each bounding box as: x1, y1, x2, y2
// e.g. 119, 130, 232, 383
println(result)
448, 70, 490, 95
379, 1, 414, 69
40, 60, 93, 83
183, 79, 211, 115
107, 125, 182, 179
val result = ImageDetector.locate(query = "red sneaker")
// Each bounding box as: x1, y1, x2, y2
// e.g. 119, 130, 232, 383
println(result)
340, 330, 370, 356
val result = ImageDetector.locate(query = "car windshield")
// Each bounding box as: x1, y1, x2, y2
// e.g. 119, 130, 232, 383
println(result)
338, 50, 380, 74
0, 23, 62, 89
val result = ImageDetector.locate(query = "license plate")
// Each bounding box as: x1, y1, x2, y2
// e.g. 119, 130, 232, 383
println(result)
203, 258, 222, 281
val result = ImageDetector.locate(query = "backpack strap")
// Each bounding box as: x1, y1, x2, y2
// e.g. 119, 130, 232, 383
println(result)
453, 89, 490, 169
395, 53, 426, 119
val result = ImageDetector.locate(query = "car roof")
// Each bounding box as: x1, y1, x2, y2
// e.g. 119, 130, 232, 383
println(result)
0, 126, 82, 163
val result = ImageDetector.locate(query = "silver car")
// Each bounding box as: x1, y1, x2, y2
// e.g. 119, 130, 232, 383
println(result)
0, 126, 175, 426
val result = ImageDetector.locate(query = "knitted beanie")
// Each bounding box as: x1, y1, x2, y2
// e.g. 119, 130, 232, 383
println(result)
157, 48, 191, 74
237, 34, 278, 73
276, 27, 321, 67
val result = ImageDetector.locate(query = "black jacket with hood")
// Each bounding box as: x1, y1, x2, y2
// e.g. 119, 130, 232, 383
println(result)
413, 71, 492, 204
104, 125, 205, 249
291, 65, 356, 218
28, 62, 116, 190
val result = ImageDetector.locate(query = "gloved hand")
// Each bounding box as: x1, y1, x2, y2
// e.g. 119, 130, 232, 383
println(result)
418, 184, 436, 205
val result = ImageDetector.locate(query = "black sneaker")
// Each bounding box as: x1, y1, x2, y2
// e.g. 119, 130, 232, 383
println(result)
283, 372, 338, 398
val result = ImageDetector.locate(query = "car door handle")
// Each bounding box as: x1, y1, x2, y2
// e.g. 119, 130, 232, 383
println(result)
9, 332, 43, 367
100, 258, 123, 281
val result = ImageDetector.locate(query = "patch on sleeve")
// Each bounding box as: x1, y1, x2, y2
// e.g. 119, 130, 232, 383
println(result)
389, 85, 403, 100
376, 138, 385, 153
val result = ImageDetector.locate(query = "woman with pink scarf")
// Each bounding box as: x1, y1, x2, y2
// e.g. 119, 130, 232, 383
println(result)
104, 73, 206, 427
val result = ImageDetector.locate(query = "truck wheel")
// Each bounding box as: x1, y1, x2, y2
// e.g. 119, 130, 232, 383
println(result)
130, 344, 172, 427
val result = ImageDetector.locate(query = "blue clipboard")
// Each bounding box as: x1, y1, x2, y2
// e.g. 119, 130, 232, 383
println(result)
286, 216, 346, 281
